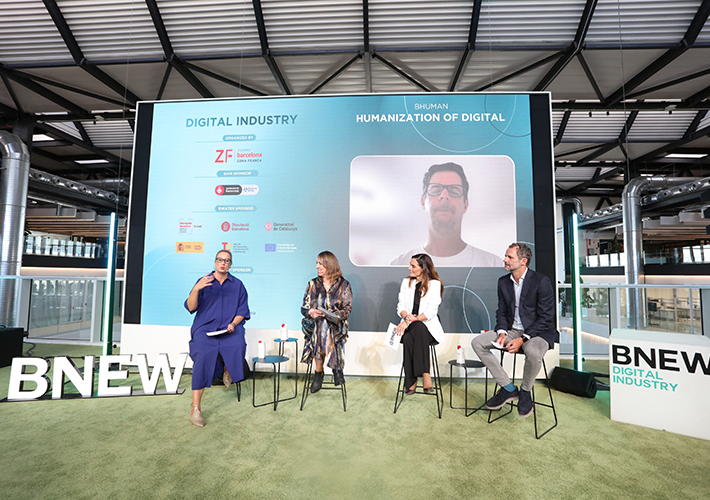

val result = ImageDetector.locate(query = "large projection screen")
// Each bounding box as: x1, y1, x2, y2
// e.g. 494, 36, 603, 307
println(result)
123, 93, 555, 371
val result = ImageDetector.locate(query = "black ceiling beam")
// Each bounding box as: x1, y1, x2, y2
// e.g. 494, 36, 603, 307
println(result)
618, 141, 630, 161
449, 0, 483, 91
33, 111, 136, 122
535, 0, 598, 91
309, 54, 363, 94
594, 197, 614, 210
576, 141, 619, 167
626, 67, 710, 100
555, 107, 573, 146
145, 0, 173, 55
73, 121, 92, 144
363, 0, 370, 53
35, 122, 126, 166
252, 0, 291, 95
555, 143, 609, 158
33, 140, 72, 148
573, 108, 637, 167
576, 52, 605, 102
604, 0, 710, 106
185, 63, 267, 96
20, 72, 129, 108
685, 110, 708, 136
156, 65, 172, 100
632, 123, 710, 165
474, 52, 561, 92
1, 74, 23, 114
0, 66, 92, 119
685, 83, 710, 108
568, 166, 624, 194
371, 53, 432, 92
145, 0, 213, 99
30, 149, 92, 174
618, 107, 640, 143
552, 101, 710, 111
0, 104, 20, 119
42, 0, 140, 105
79, 65, 141, 105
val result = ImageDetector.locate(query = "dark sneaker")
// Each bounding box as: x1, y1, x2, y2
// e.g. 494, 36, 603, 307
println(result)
310, 371, 324, 393
518, 389, 533, 417
485, 387, 519, 410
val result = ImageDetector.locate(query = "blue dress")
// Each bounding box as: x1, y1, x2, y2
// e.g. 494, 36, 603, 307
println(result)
184, 272, 250, 390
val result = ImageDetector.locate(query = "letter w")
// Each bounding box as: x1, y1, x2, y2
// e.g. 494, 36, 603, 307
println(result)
681, 351, 710, 375
133, 353, 188, 394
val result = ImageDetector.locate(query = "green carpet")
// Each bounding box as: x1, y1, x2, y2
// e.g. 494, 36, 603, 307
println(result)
0, 343, 709, 500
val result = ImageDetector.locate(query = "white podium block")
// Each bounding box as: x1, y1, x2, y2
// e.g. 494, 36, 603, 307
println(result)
610, 328, 710, 441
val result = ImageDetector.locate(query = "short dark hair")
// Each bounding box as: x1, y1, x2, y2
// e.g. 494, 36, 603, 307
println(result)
422, 162, 469, 201
509, 242, 532, 265
215, 249, 233, 261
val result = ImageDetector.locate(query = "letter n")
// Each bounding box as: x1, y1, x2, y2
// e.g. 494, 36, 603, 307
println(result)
52, 356, 95, 398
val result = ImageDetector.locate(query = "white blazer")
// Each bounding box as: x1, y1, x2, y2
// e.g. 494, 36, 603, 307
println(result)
396, 278, 445, 344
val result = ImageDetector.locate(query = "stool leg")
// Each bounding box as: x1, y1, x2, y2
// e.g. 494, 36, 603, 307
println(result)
532, 358, 558, 439
340, 379, 347, 412
300, 362, 312, 411
272, 362, 278, 411
430, 345, 442, 419
393, 360, 406, 414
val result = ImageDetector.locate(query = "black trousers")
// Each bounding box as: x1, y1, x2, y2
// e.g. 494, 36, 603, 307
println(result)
401, 322, 437, 389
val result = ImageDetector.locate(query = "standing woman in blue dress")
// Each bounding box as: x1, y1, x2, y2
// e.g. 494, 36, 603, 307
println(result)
301, 251, 353, 393
395, 253, 444, 394
184, 249, 250, 427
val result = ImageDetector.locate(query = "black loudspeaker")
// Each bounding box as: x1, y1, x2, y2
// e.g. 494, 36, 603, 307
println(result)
0, 327, 25, 368
550, 367, 597, 398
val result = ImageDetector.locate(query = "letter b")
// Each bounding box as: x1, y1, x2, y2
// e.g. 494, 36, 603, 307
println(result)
612, 345, 631, 365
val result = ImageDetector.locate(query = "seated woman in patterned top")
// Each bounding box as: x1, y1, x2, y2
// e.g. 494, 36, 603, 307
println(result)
301, 251, 353, 393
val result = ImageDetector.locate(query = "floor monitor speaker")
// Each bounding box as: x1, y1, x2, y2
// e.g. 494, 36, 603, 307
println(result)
549, 366, 597, 398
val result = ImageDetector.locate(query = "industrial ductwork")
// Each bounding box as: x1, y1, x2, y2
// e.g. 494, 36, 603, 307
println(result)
81, 178, 130, 195
622, 176, 693, 329
28, 168, 128, 207
557, 196, 583, 214
0, 131, 30, 327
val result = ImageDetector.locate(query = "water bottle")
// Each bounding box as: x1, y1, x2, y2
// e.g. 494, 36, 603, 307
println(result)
456, 345, 465, 364
280, 323, 289, 341
257, 340, 265, 359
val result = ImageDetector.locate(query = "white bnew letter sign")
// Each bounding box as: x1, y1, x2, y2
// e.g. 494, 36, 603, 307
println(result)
7, 353, 188, 401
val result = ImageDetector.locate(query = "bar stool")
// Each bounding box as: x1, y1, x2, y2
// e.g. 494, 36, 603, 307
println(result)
487, 350, 558, 439
300, 362, 347, 412
447, 359, 490, 417
252, 354, 289, 411
393, 343, 443, 418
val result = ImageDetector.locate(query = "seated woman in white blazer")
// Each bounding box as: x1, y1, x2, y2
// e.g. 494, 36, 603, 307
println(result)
395, 253, 444, 395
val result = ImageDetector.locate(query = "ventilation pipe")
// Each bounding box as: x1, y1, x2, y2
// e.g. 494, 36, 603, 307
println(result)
557, 196, 583, 214
622, 176, 690, 329
0, 131, 30, 327
82, 178, 130, 195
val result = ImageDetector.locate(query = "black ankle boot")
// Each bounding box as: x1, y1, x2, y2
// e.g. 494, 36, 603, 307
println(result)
311, 370, 324, 393
333, 368, 345, 386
